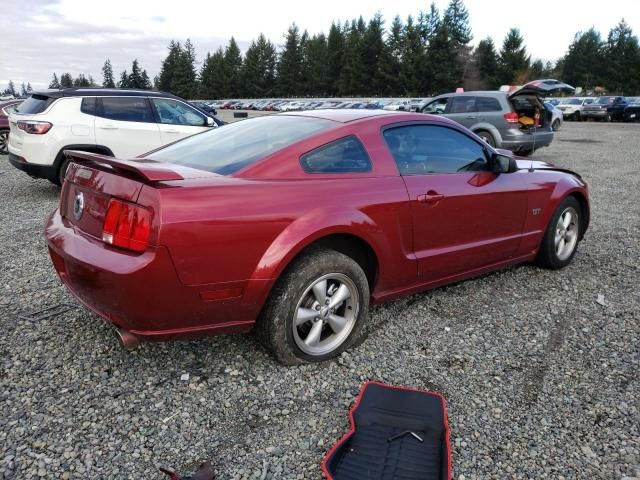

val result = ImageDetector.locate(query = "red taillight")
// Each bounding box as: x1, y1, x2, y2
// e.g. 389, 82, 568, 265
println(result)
102, 199, 152, 253
17, 120, 53, 134
504, 112, 519, 124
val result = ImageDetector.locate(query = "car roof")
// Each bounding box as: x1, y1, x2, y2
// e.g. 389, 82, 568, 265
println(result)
282, 108, 406, 123
31, 88, 183, 100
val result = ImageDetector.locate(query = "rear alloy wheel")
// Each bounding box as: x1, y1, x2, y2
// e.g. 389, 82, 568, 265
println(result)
0, 130, 8, 155
536, 196, 582, 269
256, 248, 370, 365
552, 119, 561, 131
476, 131, 496, 147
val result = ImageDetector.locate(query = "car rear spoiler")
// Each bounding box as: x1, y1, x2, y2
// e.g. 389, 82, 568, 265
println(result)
64, 150, 185, 182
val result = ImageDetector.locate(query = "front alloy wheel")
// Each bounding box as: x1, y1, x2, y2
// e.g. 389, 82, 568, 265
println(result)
536, 196, 582, 269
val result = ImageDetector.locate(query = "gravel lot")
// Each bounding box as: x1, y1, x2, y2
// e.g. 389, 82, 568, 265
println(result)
1, 122, 638, 479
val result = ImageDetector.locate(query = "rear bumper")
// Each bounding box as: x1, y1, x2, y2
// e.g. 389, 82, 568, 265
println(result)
9, 153, 57, 180
500, 130, 553, 152
45, 209, 271, 341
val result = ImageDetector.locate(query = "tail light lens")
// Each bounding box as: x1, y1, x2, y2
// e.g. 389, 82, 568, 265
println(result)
102, 199, 152, 253
17, 120, 53, 134
504, 112, 519, 124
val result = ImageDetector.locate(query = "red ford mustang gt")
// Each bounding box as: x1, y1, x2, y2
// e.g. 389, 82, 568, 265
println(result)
45, 110, 589, 364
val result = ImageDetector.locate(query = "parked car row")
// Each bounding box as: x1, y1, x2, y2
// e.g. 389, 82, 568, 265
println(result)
554, 96, 640, 122
210, 98, 431, 112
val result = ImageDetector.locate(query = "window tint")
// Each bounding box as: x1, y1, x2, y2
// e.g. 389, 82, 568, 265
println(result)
300, 136, 371, 173
476, 96, 502, 112
384, 125, 488, 175
99, 97, 153, 123
449, 96, 476, 113
152, 98, 206, 126
17, 94, 55, 114
81, 97, 96, 116
423, 97, 449, 114
147, 115, 334, 175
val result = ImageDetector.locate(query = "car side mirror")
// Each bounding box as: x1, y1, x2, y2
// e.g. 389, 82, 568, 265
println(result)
491, 153, 518, 174
206, 117, 215, 127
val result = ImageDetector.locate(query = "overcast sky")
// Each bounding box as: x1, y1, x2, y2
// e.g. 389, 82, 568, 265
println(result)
1, 0, 638, 90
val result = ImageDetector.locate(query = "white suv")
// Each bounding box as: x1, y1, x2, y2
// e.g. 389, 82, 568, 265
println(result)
8, 88, 221, 184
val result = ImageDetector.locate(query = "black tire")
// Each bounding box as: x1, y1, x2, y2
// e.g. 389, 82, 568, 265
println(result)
475, 130, 496, 147
552, 119, 561, 131
0, 129, 8, 155
574, 112, 582, 122
256, 247, 370, 365
57, 157, 71, 186
536, 196, 582, 270
519, 149, 534, 156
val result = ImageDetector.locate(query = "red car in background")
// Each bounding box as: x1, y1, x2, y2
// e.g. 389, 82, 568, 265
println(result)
45, 110, 589, 364
0, 100, 22, 154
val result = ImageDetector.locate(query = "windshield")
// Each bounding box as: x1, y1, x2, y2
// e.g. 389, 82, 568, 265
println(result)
17, 94, 56, 114
596, 97, 613, 105
147, 115, 335, 175
566, 99, 582, 105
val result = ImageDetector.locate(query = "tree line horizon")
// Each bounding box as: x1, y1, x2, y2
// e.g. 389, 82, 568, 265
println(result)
3, 0, 640, 99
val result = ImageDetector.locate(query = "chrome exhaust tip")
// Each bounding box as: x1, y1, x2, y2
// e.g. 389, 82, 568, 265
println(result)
115, 328, 140, 349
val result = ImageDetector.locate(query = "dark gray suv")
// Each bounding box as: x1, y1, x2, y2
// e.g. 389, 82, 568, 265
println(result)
420, 80, 574, 155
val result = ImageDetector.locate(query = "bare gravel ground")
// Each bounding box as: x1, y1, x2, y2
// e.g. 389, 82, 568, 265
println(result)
0, 122, 638, 479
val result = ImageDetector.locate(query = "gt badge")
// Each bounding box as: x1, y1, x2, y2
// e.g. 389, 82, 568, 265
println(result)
532, 208, 542, 215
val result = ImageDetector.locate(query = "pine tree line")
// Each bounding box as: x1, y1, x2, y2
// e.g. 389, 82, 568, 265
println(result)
8, 2, 640, 99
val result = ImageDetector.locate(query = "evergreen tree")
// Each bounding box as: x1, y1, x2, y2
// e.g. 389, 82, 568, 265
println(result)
443, 0, 472, 45
383, 16, 404, 95
240, 34, 278, 97
6, 80, 16, 97
398, 15, 425, 96
427, 23, 460, 94
498, 28, 530, 85
561, 28, 605, 90
326, 22, 345, 96
20, 82, 28, 97
60, 73, 74, 88
222, 37, 242, 98
73, 74, 92, 87
157, 41, 183, 92
49, 73, 60, 89
603, 19, 640, 94
474, 38, 499, 88
303, 33, 329, 96
26, 82, 32, 93
361, 13, 388, 95
141, 70, 152, 90
118, 70, 129, 88
102, 59, 115, 88
339, 17, 369, 95
278, 24, 303, 96
200, 48, 227, 98
418, 3, 440, 44
127, 59, 150, 89
530, 59, 544, 78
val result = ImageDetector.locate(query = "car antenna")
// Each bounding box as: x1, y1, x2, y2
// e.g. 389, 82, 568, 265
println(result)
529, 101, 539, 172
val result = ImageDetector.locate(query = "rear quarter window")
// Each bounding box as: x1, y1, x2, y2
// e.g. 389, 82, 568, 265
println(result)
300, 136, 371, 173
98, 97, 154, 123
17, 94, 56, 114
476, 97, 502, 112
81, 97, 96, 116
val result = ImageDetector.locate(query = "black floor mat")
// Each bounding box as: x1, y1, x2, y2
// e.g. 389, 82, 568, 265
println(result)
322, 382, 451, 480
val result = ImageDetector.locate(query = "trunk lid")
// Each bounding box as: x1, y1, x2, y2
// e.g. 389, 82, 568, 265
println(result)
60, 151, 220, 241
509, 79, 575, 98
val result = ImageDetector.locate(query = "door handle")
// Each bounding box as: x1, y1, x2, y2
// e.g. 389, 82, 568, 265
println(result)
417, 191, 445, 204
99, 125, 118, 130
465, 115, 477, 119
165, 129, 180, 134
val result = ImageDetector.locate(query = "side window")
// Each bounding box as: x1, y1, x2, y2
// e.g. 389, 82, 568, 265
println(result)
81, 97, 96, 116
98, 97, 153, 123
423, 97, 449, 114
383, 125, 489, 175
300, 136, 371, 173
449, 96, 476, 113
476, 96, 502, 112
151, 98, 206, 126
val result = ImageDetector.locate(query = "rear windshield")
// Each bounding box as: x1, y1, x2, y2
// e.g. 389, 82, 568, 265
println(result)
147, 115, 335, 175
17, 94, 56, 114
596, 97, 614, 105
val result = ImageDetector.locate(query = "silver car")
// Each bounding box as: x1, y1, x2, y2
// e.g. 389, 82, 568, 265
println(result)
420, 80, 574, 155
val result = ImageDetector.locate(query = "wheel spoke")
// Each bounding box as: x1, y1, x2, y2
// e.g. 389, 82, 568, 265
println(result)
304, 321, 323, 347
328, 284, 351, 309
326, 314, 348, 333
556, 238, 565, 255
296, 308, 318, 326
311, 280, 327, 305
565, 229, 576, 240
562, 211, 572, 228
